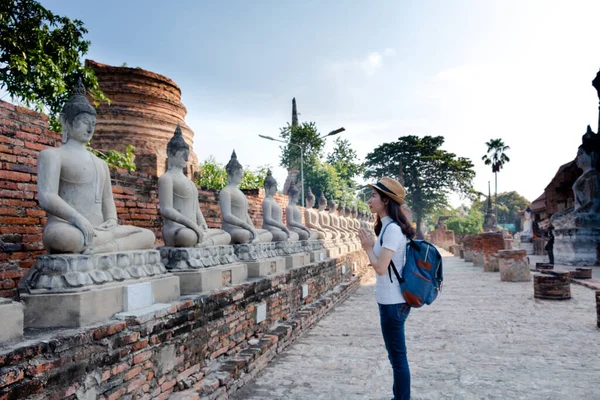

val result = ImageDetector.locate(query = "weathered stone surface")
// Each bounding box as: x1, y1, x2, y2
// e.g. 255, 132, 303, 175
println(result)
569, 267, 593, 279
497, 250, 530, 282
234, 243, 278, 262
86, 60, 198, 178
169, 263, 248, 294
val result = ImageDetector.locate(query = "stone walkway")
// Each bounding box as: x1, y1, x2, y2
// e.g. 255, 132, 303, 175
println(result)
232, 255, 600, 400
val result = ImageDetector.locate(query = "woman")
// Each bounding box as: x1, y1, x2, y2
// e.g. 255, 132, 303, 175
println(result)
358, 177, 416, 400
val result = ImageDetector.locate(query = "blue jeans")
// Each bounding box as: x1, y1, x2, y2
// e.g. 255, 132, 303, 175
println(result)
378, 302, 411, 400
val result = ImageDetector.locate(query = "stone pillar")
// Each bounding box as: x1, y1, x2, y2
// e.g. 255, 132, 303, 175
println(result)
86, 60, 198, 178
463, 235, 474, 262
480, 232, 505, 272
471, 235, 484, 267
533, 271, 571, 300
497, 250, 531, 282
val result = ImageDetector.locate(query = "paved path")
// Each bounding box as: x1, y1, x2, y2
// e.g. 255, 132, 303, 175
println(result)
233, 255, 600, 400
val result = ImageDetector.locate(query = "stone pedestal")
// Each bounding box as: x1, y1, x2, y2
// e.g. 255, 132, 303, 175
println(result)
533, 271, 571, 300
480, 233, 505, 272
497, 250, 531, 282
233, 243, 285, 278
462, 236, 473, 262
471, 236, 483, 267
159, 245, 238, 269
473, 252, 484, 267
553, 227, 600, 265
310, 250, 327, 263
569, 268, 592, 279
246, 258, 285, 278
326, 247, 343, 259
285, 252, 310, 269
171, 264, 247, 294
19, 250, 180, 328
464, 250, 474, 262
0, 299, 23, 344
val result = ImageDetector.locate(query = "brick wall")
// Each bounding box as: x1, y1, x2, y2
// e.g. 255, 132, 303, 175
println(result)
0, 251, 370, 400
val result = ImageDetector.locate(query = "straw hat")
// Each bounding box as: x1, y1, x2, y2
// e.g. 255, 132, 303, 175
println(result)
368, 177, 406, 205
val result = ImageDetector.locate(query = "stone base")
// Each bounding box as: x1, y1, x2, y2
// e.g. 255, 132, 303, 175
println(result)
464, 250, 474, 262
472, 252, 484, 267
170, 263, 247, 294
483, 257, 499, 272
234, 243, 278, 262
326, 247, 343, 258
246, 257, 285, 278
21, 275, 180, 328
0, 299, 23, 344
310, 250, 327, 263
285, 253, 310, 269
159, 245, 238, 269
498, 250, 530, 282
553, 227, 600, 265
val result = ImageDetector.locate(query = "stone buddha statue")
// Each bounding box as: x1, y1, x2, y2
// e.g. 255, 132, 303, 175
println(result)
317, 193, 339, 239
262, 170, 298, 242
303, 187, 331, 240
350, 206, 361, 235
159, 125, 231, 247
328, 199, 347, 239
337, 203, 354, 238
220, 151, 273, 244
285, 184, 317, 240
38, 79, 155, 254
551, 126, 600, 229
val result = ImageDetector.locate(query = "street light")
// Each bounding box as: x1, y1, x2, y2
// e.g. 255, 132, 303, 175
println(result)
258, 127, 345, 206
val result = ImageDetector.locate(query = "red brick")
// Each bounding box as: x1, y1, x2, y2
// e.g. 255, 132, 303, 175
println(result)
0, 280, 15, 290
0, 170, 30, 183
124, 366, 142, 381
0, 217, 39, 225
131, 338, 149, 352
0, 226, 41, 234
92, 321, 127, 340
107, 388, 127, 400
24, 142, 46, 151
0, 189, 34, 199
101, 369, 111, 382
0, 153, 17, 163
161, 378, 177, 391
127, 376, 146, 393
0, 270, 25, 280
25, 209, 45, 217
111, 362, 129, 376
0, 199, 36, 207
0, 208, 20, 216
0, 367, 24, 388
133, 350, 152, 365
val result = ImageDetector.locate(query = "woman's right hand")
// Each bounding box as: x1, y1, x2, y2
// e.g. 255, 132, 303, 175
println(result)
358, 228, 374, 251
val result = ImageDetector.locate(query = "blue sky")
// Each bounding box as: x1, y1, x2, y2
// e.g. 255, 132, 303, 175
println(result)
40, 0, 600, 205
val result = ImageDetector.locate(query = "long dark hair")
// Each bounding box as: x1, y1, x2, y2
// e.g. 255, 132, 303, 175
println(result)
374, 191, 415, 239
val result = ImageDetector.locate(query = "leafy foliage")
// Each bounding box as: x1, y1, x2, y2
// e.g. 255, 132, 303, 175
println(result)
482, 138, 510, 203
446, 208, 484, 235
326, 137, 364, 191
364, 135, 476, 238
87, 144, 136, 172
278, 122, 324, 171
0, 0, 108, 131
195, 156, 269, 190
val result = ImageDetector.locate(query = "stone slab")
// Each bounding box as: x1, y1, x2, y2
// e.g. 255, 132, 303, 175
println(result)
170, 263, 248, 294
123, 281, 153, 311
246, 257, 285, 278
285, 253, 310, 270
114, 303, 173, 321
21, 275, 180, 329
0, 299, 23, 344
310, 250, 327, 263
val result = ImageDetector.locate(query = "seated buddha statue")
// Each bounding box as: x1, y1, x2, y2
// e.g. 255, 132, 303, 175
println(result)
262, 170, 298, 242
303, 187, 332, 240
285, 184, 317, 240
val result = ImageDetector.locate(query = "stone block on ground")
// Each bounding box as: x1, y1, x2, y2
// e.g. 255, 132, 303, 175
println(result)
497, 250, 530, 282
533, 271, 571, 300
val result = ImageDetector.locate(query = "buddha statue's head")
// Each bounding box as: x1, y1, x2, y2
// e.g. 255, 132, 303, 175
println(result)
167, 124, 189, 169
288, 183, 300, 204
578, 125, 600, 171
328, 199, 336, 212
226, 150, 244, 184
59, 78, 97, 144
318, 192, 327, 210
263, 169, 277, 196
351, 207, 358, 218
344, 205, 351, 216
305, 187, 315, 208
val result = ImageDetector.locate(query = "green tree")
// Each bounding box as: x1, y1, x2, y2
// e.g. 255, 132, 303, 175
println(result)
326, 137, 363, 191
446, 207, 483, 235
481, 138, 510, 206
278, 122, 325, 171
303, 161, 344, 202
0, 0, 108, 130
476, 191, 529, 224
195, 156, 270, 191
364, 135, 476, 238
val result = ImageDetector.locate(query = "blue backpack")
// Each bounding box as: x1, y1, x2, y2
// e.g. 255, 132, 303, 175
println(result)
380, 222, 443, 308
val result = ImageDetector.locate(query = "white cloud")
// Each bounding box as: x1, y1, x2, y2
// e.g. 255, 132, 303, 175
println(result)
325, 48, 396, 77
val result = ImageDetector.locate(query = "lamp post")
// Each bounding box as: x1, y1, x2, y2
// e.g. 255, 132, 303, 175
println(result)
258, 127, 345, 206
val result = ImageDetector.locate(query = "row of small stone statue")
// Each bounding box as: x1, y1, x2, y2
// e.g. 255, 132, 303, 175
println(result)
160, 125, 371, 251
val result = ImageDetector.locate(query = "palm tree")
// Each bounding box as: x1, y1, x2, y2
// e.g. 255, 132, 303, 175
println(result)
482, 139, 510, 208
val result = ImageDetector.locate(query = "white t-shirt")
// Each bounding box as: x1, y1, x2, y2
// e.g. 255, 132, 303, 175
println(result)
374, 216, 407, 305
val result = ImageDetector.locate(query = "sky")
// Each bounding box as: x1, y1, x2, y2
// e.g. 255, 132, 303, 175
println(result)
38, 0, 600, 206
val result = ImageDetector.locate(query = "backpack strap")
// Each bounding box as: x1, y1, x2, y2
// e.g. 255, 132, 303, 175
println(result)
379, 222, 404, 284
